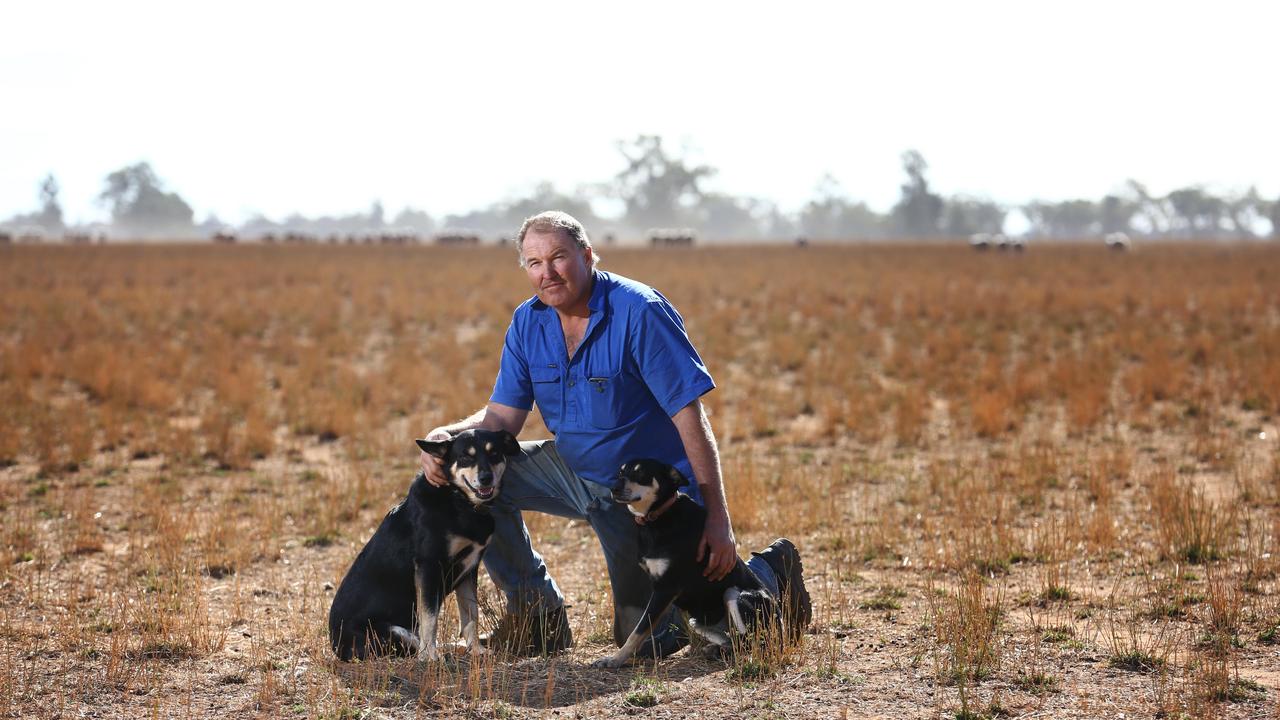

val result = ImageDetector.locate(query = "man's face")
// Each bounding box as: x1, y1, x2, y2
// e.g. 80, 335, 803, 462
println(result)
522, 230, 594, 311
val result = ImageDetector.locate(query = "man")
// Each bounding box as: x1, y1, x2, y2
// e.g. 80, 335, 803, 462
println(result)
420, 210, 793, 658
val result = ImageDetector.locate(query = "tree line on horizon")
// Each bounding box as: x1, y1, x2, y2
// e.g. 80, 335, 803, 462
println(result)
3, 135, 1277, 243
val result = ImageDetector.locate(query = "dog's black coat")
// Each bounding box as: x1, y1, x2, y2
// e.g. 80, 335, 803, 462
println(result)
327, 429, 519, 661
593, 459, 778, 667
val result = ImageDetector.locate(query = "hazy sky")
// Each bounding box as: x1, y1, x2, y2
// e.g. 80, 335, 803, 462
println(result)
3, 1, 1277, 225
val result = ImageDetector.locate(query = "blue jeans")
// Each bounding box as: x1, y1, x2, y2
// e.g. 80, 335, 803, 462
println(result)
483, 440, 778, 655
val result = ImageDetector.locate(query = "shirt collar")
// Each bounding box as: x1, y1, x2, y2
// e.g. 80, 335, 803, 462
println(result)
587, 269, 607, 313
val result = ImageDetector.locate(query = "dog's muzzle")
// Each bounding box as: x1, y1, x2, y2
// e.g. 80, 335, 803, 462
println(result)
609, 475, 636, 503
467, 473, 497, 501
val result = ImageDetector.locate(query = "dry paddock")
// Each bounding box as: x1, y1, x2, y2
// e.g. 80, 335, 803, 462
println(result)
0, 242, 1278, 719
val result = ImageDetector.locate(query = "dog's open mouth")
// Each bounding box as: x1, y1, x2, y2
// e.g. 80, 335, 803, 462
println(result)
468, 483, 496, 501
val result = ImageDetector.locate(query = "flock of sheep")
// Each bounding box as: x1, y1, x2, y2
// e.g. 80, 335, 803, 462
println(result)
646, 228, 698, 246
968, 232, 1132, 252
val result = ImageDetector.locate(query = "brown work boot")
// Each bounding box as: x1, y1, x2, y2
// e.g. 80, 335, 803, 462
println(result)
483, 600, 573, 656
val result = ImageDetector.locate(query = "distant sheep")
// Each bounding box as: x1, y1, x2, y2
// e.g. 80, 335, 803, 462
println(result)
212, 231, 237, 244
1105, 232, 1131, 251
1001, 235, 1026, 252
647, 228, 696, 247
434, 231, 481, 246
376, 231, 418, 245
969, 233, 992, 250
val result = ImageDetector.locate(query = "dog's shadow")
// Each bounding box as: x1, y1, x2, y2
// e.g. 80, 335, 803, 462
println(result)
331, 647, 722, 710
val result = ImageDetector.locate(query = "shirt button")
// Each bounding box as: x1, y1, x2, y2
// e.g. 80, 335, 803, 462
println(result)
569, 381, 575, 387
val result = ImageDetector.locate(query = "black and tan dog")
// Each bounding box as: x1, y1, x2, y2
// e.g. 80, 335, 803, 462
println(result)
591, 459, 811, 668
328, 429, 520, 661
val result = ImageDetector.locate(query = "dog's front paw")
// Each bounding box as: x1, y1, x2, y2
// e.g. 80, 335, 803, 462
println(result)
467, 643, 490, 657
590, 655, 626, 669
416, 646, 441, 663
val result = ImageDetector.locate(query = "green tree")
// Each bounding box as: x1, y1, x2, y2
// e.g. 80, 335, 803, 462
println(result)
1100, 194, 1137, 234
1224, 187, 1265, 239
1023, 200, 1099, 238
99, 162, 194, 238
941, 196, 1005, 237
1166, 186, 1226, 238
37, 174, 64, 232
1125, 179, 1171, 236
613, 135, 716, 230
800, 174, 884, 239
697, 193, 770, 240
891, 150, 943, 237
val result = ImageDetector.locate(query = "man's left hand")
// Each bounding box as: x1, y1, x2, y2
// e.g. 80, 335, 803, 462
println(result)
697, 510, 737, 581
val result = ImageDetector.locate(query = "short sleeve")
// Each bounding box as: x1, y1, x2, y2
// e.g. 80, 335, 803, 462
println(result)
629, 299, 716, 417
489, 317, 534, 411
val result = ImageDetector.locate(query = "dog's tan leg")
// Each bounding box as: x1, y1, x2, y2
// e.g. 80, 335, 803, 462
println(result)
455, 570, 487, 655
591, 589, 677, 669
415, 570, 441, 661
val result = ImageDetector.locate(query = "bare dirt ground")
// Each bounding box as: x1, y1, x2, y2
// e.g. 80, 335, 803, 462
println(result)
1, 243, 1278, 719
3, 418, 1277, 719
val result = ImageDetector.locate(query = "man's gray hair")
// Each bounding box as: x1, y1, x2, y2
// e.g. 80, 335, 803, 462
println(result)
515, 211, 599, 268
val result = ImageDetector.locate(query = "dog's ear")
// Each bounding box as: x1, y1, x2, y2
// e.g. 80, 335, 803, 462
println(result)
499, 430, 520, 457
669, 466, 690, 487
415, 438, 450, 459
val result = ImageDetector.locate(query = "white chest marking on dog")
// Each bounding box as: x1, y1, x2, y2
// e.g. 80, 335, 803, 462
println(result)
448, 534, 482, 571
643, 558, 669, 578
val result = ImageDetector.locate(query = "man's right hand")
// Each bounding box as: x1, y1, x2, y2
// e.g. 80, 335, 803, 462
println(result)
419, 427, 453, 487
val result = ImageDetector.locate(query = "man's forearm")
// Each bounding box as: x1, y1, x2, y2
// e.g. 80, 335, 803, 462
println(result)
433, 408, 487, 436
691, 436, 729, 522
432, 403, 528, 438
673, 401, 731, 523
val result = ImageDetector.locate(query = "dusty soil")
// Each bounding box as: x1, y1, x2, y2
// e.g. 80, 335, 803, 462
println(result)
2, 418, 1278, 719
2, 244, 1279, 719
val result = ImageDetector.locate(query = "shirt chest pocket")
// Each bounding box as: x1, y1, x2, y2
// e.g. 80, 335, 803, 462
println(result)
585, 370, 642, 430
530, 367, 562, 425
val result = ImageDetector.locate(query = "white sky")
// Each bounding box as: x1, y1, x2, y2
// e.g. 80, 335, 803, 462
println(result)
2, 1, 1277, 225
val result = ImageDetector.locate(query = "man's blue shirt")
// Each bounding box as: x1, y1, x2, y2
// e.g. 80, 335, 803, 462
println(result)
490, 270, 715, 501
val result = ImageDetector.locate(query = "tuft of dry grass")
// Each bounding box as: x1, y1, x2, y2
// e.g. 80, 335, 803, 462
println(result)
1149, 469, 1237, 564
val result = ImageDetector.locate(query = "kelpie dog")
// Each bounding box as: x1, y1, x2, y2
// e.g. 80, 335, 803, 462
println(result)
328, 429, 520, 661
591, 459, 811, 668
